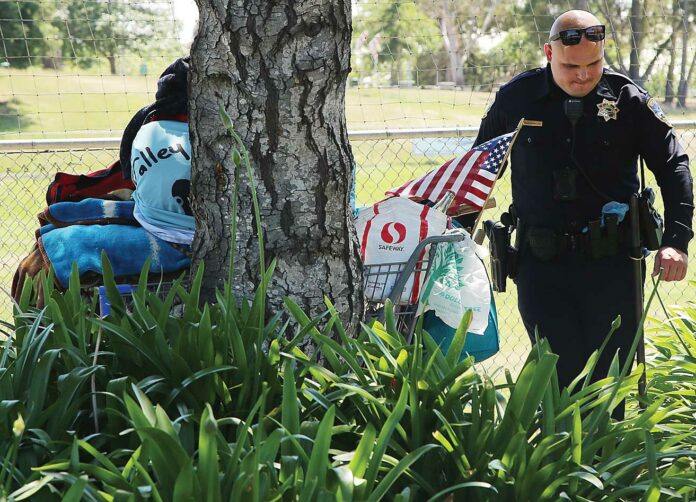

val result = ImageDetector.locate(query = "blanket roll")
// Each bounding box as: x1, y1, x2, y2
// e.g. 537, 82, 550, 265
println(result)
38, 223, 191, 288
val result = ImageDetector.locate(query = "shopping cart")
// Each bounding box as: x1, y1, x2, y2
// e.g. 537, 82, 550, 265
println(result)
363, 232, 466, 342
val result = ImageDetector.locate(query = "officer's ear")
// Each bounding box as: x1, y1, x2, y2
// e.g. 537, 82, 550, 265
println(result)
544, 43, 553, 62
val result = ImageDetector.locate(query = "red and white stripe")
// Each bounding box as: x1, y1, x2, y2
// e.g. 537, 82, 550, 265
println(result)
388, 149, 494, 211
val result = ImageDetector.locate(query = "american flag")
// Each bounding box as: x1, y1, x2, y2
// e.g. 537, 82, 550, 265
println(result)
387, 132, 515, 213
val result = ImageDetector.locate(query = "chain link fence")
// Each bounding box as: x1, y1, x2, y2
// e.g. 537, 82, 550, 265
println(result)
2, 124, 695, 375
0, 144, 117, 316
353, 124, 696, 375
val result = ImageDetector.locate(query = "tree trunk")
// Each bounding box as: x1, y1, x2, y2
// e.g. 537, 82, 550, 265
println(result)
42, 55, 63, 70
107, 54, 117, 75
390, 59, 402, 86
686, 40, 696, 88
677, 0, 690, 108
189, 0, 363, 337
628, 0, 644, 84
574, 0, 589, 9
439, 11, 464, 85
665, 22, 678, 103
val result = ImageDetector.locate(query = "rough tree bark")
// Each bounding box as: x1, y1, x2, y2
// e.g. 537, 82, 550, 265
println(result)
188, 0, 363, 337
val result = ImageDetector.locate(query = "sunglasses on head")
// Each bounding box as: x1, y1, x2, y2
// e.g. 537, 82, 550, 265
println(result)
549, 25, 605, 45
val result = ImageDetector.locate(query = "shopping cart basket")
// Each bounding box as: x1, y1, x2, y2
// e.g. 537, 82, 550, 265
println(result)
363, 232, 466, 341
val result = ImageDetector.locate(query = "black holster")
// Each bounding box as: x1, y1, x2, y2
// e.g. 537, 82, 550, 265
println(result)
637, 187, 663, 251
484, 210, 519, 292
588, 214, 619, 259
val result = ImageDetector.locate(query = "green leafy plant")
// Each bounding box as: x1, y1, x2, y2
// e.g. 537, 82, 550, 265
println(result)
1, 110, 694, 501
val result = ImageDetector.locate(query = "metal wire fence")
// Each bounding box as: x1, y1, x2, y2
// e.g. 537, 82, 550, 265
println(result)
1, 0, 695, 381
2, 124, 695, 375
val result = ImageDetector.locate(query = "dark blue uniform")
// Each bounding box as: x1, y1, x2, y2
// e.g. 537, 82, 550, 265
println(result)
475, 64, 693, 388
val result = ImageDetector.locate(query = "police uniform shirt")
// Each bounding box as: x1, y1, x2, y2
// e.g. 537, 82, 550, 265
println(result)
475, 64, 694, 253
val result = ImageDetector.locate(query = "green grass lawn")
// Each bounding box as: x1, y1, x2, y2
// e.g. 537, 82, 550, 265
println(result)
0, 69, 157, 138
4, 67, 695, 138
0, 69, 494, 137
1, 68, 696, 375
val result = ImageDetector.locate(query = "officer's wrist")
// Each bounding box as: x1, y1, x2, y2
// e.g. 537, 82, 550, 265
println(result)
660, 238, 689, 256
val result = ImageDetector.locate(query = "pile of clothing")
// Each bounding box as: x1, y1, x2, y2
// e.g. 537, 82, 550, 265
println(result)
12, 57, 194, 303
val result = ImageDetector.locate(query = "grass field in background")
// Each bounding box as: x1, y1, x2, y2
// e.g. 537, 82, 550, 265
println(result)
4, 68, 696, 138
0, 69, 157, 138
2, 68, 696, 374
0, 70, 493, 137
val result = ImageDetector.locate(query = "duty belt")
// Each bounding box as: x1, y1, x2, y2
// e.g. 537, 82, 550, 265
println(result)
525, 222, 629, 261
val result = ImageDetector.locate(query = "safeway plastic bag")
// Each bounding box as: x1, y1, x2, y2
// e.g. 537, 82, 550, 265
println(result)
418, 228, 490, 334
355, 197, 448, 304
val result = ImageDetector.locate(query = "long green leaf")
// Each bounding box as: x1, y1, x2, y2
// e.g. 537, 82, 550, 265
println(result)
302, 405, 336, 498
367, 444, 440, 502
445, 309, 472, 368
198, 404, 222, 502
425, 482, 498, 502
282, 361, 300, 456
348, 422, 377, 479
364, 383, 409, 492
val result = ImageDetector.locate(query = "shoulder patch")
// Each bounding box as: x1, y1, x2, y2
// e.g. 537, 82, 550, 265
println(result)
647, 97, 672, 127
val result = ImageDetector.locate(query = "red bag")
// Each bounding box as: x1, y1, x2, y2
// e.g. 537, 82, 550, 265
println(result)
46, 160, 134, 204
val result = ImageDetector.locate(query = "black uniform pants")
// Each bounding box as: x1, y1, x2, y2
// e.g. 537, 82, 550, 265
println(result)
515, 249, 643, 406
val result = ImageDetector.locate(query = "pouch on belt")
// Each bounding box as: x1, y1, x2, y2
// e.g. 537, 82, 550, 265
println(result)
526, 227, 560, 261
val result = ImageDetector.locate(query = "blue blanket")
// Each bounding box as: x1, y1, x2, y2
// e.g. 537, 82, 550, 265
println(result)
40, 198, 137, 227
37, 198, 190, 287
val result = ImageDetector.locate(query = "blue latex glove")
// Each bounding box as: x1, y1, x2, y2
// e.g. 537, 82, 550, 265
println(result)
601, 201, 629, 226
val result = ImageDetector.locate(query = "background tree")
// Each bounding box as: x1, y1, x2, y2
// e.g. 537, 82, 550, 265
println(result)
595, 0, 680, 87
675, 0, 696, 108
509, 0, 675, 87
0, 1, 45, 68
665, 0, 680, 104
353, 1, 440, 85
496, 0, 693, 106
418, 0, 504, 86
55, 0, 177, 74
36, 1, 64, 70
189, 0, 362, 335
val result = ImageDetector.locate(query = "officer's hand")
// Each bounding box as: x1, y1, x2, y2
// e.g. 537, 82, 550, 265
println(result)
652, 246, 688, 282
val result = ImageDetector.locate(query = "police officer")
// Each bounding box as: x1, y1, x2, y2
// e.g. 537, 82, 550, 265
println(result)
475, 10, 694, 397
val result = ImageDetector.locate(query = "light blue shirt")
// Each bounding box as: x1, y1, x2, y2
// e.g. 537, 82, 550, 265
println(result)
131, 120, 195, 244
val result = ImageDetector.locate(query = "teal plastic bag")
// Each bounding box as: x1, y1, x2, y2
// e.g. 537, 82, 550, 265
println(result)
423, 289, 500, 362
419, 228, 500, 362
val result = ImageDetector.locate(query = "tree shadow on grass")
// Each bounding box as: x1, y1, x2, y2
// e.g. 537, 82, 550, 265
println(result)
0, 98, 32, 133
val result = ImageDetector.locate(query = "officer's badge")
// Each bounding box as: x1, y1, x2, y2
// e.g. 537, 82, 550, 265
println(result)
597, 99, 619, 122
647, 97, 672, 127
